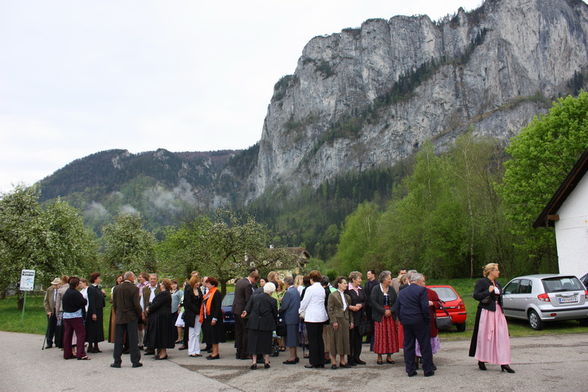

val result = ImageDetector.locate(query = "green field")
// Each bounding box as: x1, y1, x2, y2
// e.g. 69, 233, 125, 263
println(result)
2, 279, 587, 339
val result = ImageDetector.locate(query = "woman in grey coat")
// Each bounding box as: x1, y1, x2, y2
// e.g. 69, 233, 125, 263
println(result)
279, 276, 301, 364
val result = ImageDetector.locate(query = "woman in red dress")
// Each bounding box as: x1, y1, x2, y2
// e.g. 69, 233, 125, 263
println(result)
369, 271, 399, 365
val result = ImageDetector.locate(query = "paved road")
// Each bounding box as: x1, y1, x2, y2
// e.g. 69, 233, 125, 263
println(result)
2, 331, 587, 392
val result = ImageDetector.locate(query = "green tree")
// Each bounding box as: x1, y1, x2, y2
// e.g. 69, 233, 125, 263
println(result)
102, 214, 157, 277
157, 216, 213, 280
199, 210, 269, 294
158, 210, 272, 294
332, 202, 381, 274
0, 186, 97, 307
499, 92, 588, 273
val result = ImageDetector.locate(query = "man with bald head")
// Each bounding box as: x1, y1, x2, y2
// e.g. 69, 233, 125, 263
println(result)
111, 271, 143, 368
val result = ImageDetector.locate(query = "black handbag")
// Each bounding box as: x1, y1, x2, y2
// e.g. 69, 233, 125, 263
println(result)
435, 306, 453, 330
276, 317, 287, 337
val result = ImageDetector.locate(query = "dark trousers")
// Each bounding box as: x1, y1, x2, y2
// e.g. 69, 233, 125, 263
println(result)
349, 326, 363, 362
113, 319, 141, 366
171, 312, 179, 342
403, 321, 433, 374
46, 313, 57, 346
182, 321, 189, 347
63, 318, 86, 359
305, 322, 324, 366
234, 316, 248, 357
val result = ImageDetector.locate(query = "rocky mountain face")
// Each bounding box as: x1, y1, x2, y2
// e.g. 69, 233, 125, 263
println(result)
248, 0, 588, 200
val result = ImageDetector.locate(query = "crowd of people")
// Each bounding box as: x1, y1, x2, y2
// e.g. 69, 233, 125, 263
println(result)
42, 263, 514, 376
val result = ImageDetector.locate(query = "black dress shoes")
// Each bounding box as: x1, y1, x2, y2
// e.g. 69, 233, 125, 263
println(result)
424, 371, 435, 377
501, 365, 515, 373
478, 361, 487, 371
110, 363, 121, 368
132, 363, 143, 368
304, 364, 324, 369
407, 371, 418, 377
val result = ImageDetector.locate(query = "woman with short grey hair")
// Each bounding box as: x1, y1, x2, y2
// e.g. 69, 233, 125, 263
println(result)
370, 270, 399, 365
246, 282, 278, 369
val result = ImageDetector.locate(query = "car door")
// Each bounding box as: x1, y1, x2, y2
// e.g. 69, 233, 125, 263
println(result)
502, 279, 520, 318
514, 279, 533, 317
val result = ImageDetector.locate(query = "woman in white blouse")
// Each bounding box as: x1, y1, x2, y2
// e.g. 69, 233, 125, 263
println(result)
299, 270, 328, 368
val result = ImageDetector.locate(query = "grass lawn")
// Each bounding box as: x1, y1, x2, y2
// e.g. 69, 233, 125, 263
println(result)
0, 294, 112, 336
1, 280, 586, 339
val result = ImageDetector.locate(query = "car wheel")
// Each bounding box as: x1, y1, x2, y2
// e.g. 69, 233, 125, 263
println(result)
456, 323, 466, 332
528, 309, 543, 330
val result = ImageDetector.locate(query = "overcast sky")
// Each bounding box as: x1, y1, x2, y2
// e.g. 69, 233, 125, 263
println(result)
0, 0, 483, 193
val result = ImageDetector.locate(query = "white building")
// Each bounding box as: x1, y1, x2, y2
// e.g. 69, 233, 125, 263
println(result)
534, 148, 588, 278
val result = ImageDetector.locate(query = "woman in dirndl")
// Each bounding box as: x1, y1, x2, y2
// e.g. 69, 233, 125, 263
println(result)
370, 270, 399, 365
469, 263, 515, 373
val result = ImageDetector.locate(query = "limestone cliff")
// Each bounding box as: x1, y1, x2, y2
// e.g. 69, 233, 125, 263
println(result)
248, 0, 588, 200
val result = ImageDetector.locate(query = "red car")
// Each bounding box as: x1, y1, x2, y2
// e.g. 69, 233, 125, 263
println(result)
427, 285, 467, 332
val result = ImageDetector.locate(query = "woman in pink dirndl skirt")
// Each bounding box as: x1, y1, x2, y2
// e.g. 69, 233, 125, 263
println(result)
469, 263, 514, 373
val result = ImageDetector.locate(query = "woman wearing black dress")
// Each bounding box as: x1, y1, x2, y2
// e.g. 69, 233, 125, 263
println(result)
146, 278, 174, 360
86, 272, 106, 353
245, 282, 278, 369
200, 277, 224, 360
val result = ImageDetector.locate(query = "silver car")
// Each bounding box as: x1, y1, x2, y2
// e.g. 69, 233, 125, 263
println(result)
502, 274, 588, 330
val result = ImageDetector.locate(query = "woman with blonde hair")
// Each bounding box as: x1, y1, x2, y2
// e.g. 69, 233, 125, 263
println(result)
469, 263, 514, 373
183, 274, 202, 357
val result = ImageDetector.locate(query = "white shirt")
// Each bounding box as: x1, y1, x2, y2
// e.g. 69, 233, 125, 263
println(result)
299, 282, 328, 322
80, 287, 89, 313
149, 286, 156, 303
338, 290, 347, 311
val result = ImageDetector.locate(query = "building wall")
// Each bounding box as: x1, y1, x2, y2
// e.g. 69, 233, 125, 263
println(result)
555, 173, 588, 278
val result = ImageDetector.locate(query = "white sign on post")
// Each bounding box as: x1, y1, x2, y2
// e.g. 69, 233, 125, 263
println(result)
19, 269, 35, 291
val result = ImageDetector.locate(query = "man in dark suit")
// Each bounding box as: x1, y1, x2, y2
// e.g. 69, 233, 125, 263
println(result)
111, 271, 143, 368
363, 269, 378, 346
141, 273, 159, 355
393, 272, 434, 377
232, 268, 259, 359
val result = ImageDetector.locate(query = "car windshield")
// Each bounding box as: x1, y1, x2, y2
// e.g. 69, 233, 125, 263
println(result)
542, 277, 584, 293
429, 287, 458, 301
221, 292, 234, 307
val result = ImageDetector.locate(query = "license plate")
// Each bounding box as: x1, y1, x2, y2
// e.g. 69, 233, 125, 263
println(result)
558, 296, 577, 304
